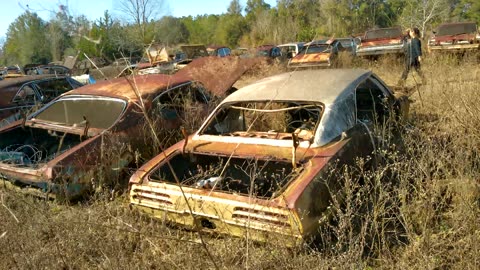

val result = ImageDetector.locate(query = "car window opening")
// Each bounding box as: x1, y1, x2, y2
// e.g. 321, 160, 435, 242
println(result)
202, 101, 322, 142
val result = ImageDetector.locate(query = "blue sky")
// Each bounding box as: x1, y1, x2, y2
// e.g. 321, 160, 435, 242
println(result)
0, 0, 277, 39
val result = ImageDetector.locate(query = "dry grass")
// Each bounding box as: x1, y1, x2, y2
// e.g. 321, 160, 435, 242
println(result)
1, 55, 480, 269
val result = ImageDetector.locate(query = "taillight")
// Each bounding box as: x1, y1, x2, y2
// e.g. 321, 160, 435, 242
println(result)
232, 206, 290, 227
131, 187, 173, 206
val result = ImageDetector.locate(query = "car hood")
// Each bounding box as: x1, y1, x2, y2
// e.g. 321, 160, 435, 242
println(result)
291, 53, 331, 63
360, 37, 403, 47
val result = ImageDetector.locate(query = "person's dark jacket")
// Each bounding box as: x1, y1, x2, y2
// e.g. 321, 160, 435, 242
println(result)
405, 37, 422, 65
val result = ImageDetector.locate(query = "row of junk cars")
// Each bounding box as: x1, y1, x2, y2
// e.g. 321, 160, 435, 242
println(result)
0, 21, 477, 246
279, 22, 480, 68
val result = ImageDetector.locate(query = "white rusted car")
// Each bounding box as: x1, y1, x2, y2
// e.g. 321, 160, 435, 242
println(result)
129, 69, 410, 245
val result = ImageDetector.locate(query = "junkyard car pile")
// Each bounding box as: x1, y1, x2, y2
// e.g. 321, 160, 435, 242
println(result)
0, 57, 255, 199
128, 69, 409, 244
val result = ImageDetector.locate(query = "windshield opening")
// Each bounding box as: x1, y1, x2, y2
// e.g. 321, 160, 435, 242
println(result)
300, 44, 330, 54
201, 101, 322, 141
31, 96, 127, 130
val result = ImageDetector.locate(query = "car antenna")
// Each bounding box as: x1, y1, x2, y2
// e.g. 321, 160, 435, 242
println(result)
21, 111, 27, 129
82, 116, 90, 140
181, 126, 189, 154
291, 132, 299, 169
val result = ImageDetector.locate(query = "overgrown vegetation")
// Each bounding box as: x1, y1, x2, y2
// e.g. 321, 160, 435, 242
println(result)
1, 57, 479, 269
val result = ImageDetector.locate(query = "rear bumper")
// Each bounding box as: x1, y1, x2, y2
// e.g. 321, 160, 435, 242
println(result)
130, 183, 304, 246
288, 60, 332, 69
0, 165, 91, 199
428, 44, 480, 52
356, 46, 404, 56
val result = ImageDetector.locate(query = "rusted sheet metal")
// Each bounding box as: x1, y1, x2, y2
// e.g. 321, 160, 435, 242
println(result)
175, 56, 261, 96
129, 69, 410, 245
65, 74, 190, 101
289, 52, 331, 66
361, 38, 403, 47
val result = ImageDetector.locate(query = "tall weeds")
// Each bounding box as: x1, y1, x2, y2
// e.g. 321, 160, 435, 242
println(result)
0, 57, 479, 269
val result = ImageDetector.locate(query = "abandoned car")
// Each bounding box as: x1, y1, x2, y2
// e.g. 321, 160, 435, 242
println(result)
428, 22, 480, 53
129, 69, 410, 245
278, 43, 306, 59
288, 39, 347, 68
0, 57, 255, 199
0, 75, 83, 128
356, 26, 405, 57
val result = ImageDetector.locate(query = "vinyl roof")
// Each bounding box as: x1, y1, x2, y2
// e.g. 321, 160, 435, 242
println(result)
223, 69, 372, 106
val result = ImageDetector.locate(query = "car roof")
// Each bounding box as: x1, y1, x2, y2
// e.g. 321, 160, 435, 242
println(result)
65, 74, 191, 101
438, 21, 476, 26
278, 42, 305, 47
0, 74, 66, 89
222, 69, 371, 106
305, 39, 338, 46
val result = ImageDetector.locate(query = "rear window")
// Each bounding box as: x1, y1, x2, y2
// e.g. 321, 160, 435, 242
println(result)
32, 96, 127, 130
437, 23, 477, 36
300, 44, 330, 54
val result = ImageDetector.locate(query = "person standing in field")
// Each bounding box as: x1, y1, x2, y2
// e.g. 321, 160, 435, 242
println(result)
398, 27, 426, 86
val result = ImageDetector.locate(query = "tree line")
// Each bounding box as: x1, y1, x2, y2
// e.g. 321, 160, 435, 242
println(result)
1, 0, 478, 66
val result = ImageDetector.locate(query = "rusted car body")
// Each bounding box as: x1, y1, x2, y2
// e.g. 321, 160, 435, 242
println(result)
288, 39, 346, 68
428, 22, 480, 53
0, 57, 256, 199
356, 27, 405, 57
0, 75, 83, 128
129, 69, 410, 245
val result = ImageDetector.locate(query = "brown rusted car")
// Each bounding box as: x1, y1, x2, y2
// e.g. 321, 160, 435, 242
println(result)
0, 57, 255, 199
288, 39, 348, 68
356, 26, 405, 57
129, 69, 410, 245
0, 75, 83, 128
